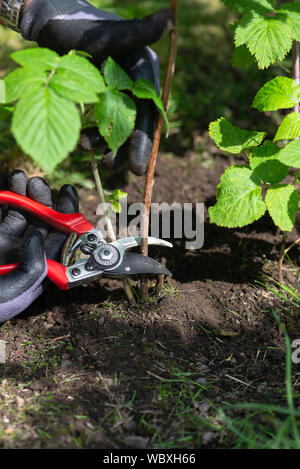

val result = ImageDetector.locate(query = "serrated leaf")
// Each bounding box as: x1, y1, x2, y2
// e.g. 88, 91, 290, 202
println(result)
265, 184, 299, 231
231, 46, 256, 67
11, 48, 60, 71
50, 69, 99, 103
132, 78, 169, 133
277, 139, 300, 169
278, 3, 300, 41
252, 77, 300, 111
274, 112, 300, 141
12, 86, 81, 173
0, 80, 6, 103
221, 0, 274, 14
209, 117, 266, 154
57, 55, 106, 94
235, 12, 293, 69
250, 140, 288, 183
4, 67, 47, 102
208, 166, 266, 228
104, 57, 133, 91
94, 88, 136, 155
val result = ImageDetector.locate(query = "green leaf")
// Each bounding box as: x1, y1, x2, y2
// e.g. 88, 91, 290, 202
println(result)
11, 48, 60, 71
104, 57, 133, 91
208, 166, 266, 228
108, 189, 127, 213
0, 105, 13, 120
231, 46, 256, 67
221, 0, 274, 15
252, 77, 300, 111
94, 88, 136, 155
0, 80, 6, 103
110, 200, 122, 213
50, 69, 99, 103
277, 139, 300, 169
75, 50, 93, 59
265, 184, 299, 231
132, 78, 169, 133
12, 86, 81, 173
274, 112, 300, 141
278, 3, 300, 41
250, 140, 288, 183
209, 117, 266, 154
56, 55, 106, 94
4, 67, 47, 102
235, 12, 293, 69
112, 189, 127, 200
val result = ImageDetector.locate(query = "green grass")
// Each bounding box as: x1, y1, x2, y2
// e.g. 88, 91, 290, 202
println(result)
256, 275, 300, 311
0, 304, 299, 449
218, 309, 300, 449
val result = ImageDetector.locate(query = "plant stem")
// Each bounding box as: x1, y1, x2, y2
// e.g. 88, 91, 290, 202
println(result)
140, 0, 178, 300
275, 63, 292, 75
278, 231, 287, 284
293, 41, 300, 112
292, 169, 300, 185
278, 31, 300, 283
89, 151, 136, 305
278, 165, 300, 283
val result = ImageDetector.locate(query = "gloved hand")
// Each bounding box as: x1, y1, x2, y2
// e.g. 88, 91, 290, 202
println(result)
0, 170, 78, 323
19, 0, 175, 175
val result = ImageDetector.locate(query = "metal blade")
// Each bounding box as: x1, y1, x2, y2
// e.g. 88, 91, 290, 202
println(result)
103, 253, 171, 277
111, 236, 173, 256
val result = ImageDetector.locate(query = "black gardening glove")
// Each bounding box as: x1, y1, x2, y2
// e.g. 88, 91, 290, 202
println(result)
20, 0, 174, 175
0, 170, 78, 323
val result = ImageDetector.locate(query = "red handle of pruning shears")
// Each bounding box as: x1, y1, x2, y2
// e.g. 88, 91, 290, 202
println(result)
0, 259, 69, 290
0, 191, 94, 235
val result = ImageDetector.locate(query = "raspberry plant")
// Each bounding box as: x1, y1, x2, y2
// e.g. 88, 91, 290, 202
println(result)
209, 76, 300, 232
0, 47, 167, 174
223, 0, 300, 69
209, 0, 300, 279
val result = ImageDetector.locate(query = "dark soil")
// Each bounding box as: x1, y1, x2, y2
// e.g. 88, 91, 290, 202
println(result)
0, 135, 299, 449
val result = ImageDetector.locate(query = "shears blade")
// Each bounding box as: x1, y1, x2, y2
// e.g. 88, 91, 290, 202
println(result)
103, 252, 171, 277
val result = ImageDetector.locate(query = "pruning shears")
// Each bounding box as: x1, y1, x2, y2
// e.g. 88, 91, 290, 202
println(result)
0, 191, 172, 290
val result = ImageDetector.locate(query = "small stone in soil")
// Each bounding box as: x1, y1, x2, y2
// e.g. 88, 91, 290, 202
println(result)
61, 359, 72, 368
202, 431, 214, 445
124, 435, 149, 449
196, 377, 208, 386
198, 402, 211, 413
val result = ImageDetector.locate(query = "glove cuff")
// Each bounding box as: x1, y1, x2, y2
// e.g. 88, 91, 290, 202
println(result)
0, 0, 25, 32
0, 254, 47, 323
20, 0, 49, 40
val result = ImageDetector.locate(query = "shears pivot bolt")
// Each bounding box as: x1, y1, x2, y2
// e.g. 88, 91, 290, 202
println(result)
71, 268, 81, 277
87, 233, 98, 242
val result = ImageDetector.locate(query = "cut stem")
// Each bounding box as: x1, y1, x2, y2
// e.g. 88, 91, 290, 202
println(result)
140, 0, 178, 299
89, 151, 136, 305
